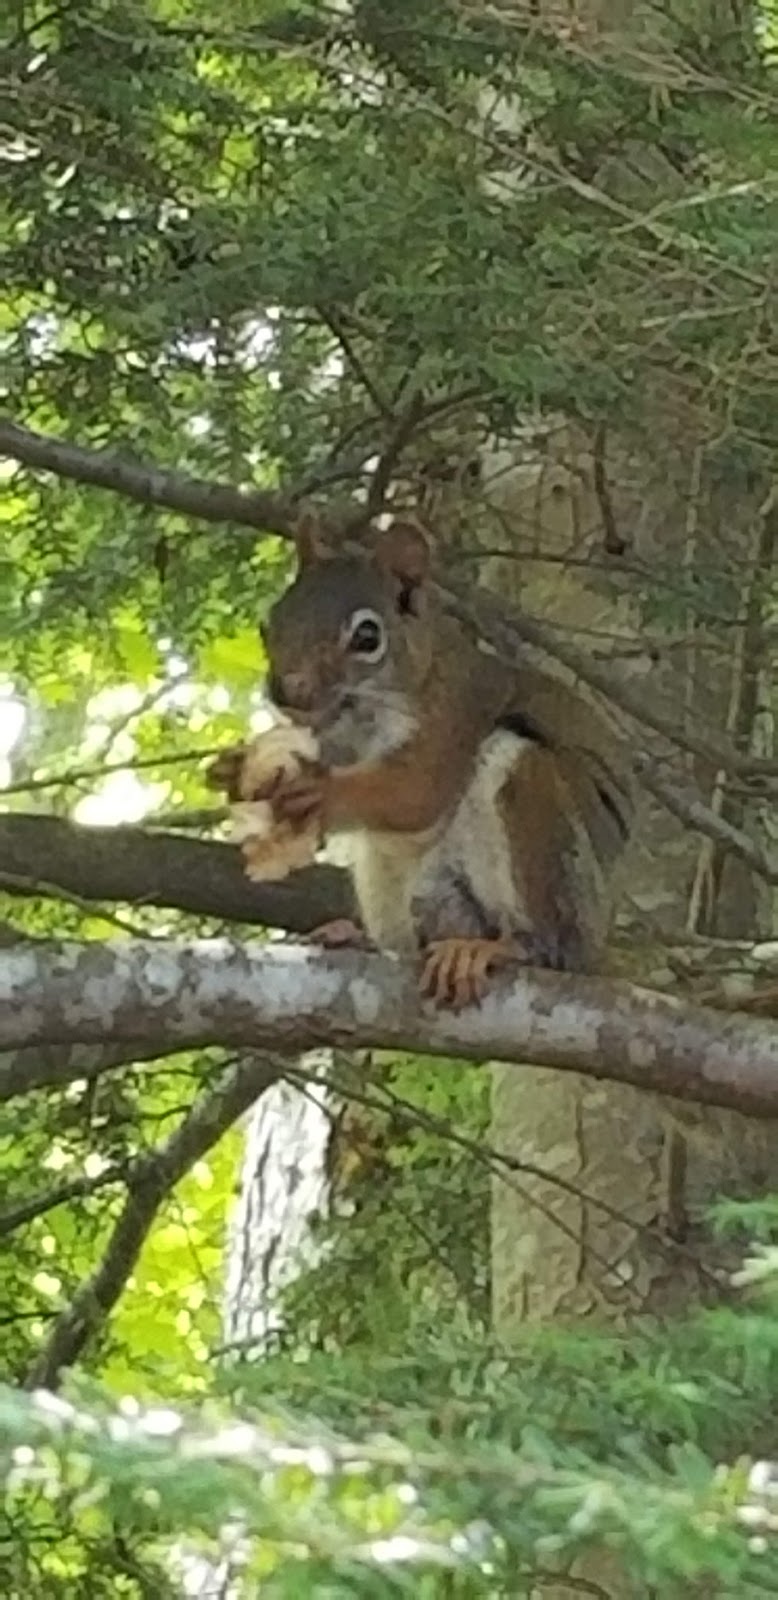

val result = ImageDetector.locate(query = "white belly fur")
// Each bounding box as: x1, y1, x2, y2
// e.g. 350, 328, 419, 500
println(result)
344, 730, 529, 952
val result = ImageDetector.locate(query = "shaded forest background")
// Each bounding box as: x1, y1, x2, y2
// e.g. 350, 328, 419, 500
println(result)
2, 1, 778, 1594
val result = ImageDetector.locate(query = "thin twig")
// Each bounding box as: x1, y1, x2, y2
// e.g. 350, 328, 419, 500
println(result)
316, 305, 394, 419
0, 871, 153, 937
636, 760, 778, 886
592, 423, 625, 555
2, 743, 224, 796
443, 578, 778, 779
283, 1062, 724, 1291
0, 1165, 127, 1238
687, 491, 778, 930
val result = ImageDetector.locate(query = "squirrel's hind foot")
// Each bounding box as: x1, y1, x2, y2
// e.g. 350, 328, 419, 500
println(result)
419, 937, 515, 1011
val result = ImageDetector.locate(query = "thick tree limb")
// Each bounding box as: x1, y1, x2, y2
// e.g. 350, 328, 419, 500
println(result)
0, 1040, 174, 1106
0, 814, 352, 931
2, 940, 778, 1116
25, 1052, 280, 1389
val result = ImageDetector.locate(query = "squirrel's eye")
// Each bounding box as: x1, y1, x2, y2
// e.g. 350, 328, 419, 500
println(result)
345, 608, 386, 662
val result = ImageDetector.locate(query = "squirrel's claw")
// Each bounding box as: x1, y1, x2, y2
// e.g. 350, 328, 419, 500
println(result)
419, 937, 515, 1011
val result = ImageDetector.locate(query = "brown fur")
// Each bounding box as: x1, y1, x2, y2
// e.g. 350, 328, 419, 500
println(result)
322, 634, 508, 833
216, 522, 634, 999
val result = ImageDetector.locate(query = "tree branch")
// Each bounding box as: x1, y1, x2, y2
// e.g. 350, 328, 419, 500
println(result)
637, 757, 778, 885
1, 744, 225, 797
316, 304, 394, 419
2, 940, 778, 1116
25, 1052, 280, 1389
0, 1164, 126, 1239
0, 417, 299, 536
442, 579, 778, 781
364, 388, 427, 518
0, 814, 353, 931
4, 415, 777, 779
0, 1039, 173, 1107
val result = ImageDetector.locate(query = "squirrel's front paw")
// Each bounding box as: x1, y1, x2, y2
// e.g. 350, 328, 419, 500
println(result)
303, 919, 375, 951
267, 759, 328, 827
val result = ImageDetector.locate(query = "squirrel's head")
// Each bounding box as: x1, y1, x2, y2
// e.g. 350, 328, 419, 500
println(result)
262, 518, 436, 766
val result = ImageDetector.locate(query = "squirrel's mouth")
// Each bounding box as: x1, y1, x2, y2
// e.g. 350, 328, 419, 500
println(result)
272, 695, 362, 766
280, 691, 357, 730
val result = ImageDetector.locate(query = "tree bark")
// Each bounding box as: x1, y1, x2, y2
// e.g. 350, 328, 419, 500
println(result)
0, 813, 352, 931
221, 1059, 331, 1357
2, 940, 778, 1112
0, 417, 298, 535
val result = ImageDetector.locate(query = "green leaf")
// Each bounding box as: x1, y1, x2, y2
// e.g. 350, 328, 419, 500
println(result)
199, 627, 266, 686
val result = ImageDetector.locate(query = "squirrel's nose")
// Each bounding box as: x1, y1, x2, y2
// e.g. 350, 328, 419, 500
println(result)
268, 669, 316, 712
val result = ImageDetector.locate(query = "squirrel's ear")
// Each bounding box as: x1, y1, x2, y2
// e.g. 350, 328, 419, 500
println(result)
372, 519, 431, 588
293, 509, 333, 571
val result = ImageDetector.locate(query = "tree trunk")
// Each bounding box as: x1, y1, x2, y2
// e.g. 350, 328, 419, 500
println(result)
487, 422, 776, 1338
222, 1056, 331, 1357
480, 4, 775, 1592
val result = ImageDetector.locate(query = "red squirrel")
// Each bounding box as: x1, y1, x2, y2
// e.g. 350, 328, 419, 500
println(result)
209, 519, 633, 1008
